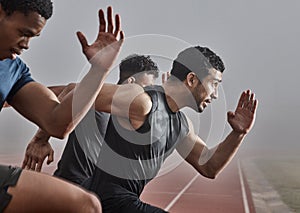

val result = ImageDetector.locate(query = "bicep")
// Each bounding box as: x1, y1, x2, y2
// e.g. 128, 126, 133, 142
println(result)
95, 83, 149, 117
9, 82, 60, 130
176, 117, 207, 167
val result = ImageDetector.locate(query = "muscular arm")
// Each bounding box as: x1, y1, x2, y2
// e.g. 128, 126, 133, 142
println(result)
10, 69, 107, 139
48, 83, 150, 122
176, 125, 245, 179
22, 83, 76, 171
176, 90, 258, 179
9, 7, 123, 139
23, 82, 151, 171
30, 82, 149, 139
95, 83, 152, 130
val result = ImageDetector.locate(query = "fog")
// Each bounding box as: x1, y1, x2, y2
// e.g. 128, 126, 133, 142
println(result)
0, 0, 299, 158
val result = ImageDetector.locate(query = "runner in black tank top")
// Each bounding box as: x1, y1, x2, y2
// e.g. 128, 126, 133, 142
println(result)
86, 86, 189, 213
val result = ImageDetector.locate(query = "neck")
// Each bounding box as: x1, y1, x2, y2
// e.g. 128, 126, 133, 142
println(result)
162, 80, 190, 112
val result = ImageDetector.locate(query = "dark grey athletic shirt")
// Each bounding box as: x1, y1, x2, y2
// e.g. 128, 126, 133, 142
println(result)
87, 86, 189, 212
54, 110, 109, 184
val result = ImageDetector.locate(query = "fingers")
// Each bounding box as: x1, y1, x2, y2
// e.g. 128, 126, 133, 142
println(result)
99, 6, 123, 39
107, 7, 113, 33
236, 91, 247, 111
22, 155, 28, 169
36, 161, 43, 172
99, 9, 106, 32
245, 91, 254, 110
30, 159, 37, 171
26, 157, 32, 170
22, 154, 47, 172
77, 31, 89, 51
252, 99, 258, 113
237, 90, 258, 113
119, 30, 125, 42
47, 149, 54, 165
113, 14, 121, 37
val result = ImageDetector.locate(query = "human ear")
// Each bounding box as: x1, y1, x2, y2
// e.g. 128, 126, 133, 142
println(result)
186, 72, 197, 87
127, 77, 136, 84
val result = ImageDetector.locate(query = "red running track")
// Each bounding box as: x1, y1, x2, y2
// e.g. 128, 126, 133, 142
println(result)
1, 154, 255, 213
141, 159, 256, 213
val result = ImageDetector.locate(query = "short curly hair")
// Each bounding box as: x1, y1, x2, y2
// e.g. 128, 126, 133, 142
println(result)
118, 54, 159, 84
0, 0, 53, 19
171, 46, 225, 81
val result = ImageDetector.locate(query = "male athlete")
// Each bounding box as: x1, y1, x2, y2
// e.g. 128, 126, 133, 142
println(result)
0, 0, 123, 212
24, 46, 258, 212
81, 46, 257, 212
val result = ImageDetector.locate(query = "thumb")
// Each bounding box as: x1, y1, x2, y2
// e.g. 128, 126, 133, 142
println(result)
47, 149, 54, 165
22, 155, 28, 169
227, 111, 235, 119
76, 31, 89, 52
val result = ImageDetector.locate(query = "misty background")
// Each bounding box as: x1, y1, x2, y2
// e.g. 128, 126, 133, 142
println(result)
0, 0, 299, 160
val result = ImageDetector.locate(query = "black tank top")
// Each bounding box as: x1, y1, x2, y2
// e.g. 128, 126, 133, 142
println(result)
90, 85, 189, 198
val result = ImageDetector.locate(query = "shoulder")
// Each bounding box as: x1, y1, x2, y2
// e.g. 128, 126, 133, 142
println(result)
10, 57, 27, 68
130, 87, 152, 117
0, 57, 29, 73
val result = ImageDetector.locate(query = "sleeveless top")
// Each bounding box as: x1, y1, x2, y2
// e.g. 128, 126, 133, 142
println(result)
89, 85, 189, 199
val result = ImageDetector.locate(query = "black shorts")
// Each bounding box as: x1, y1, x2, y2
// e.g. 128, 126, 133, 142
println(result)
101, 194, 168, 213
86, 177, 168, 213
0, 165, 22, 213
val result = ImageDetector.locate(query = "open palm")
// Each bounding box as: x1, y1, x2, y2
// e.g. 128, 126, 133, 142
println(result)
227, 90, 258, 134
77, 6, 124, 70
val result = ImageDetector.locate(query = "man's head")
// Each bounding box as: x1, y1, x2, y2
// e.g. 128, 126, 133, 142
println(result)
118, 54, 159, 87
170, 46, 225, 112
0, 0, 53, 60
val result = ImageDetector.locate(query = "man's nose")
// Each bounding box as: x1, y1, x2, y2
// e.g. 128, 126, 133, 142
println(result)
19, 37, 30, 50
211, 88, 218, 99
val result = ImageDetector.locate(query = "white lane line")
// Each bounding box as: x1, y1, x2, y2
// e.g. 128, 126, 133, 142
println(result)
164, 174, 199, 212
238, 160, 250, 213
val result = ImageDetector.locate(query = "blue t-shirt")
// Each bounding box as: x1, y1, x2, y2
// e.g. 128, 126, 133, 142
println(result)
0, 57, 34, 110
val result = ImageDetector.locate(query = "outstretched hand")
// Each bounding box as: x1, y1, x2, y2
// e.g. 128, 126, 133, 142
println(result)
77, 6, 124, 70
227, 90, 258, 134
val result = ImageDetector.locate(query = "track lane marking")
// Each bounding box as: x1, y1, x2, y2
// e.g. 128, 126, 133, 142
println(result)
164, 173, 198, 211
238, 159, 250, 213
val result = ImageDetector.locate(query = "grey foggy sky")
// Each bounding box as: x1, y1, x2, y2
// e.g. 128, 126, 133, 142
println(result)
0, 0, 299, 155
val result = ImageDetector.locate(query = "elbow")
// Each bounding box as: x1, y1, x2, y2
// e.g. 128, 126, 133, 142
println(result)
200, 171, 217, 179
45, 129, 67, 140
52, 131, 68, 140
198, 164, 218, 180
43, 124, 71, 140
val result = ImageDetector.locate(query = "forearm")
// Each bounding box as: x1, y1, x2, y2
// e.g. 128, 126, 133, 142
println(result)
34, 83, 76, 141
200, 131, 245, 178
49, 66, 109, 138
